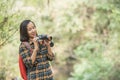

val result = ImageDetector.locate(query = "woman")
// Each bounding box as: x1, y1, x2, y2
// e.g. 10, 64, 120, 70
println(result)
19, 20, 54, 80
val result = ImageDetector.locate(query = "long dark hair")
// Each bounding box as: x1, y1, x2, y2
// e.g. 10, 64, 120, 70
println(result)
20, 20, 36, 42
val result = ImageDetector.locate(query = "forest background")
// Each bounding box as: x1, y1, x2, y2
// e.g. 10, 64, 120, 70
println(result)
0, 0, 120, 80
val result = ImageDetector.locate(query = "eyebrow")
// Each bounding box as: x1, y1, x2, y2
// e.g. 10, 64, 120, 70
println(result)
28, 26, 35, 30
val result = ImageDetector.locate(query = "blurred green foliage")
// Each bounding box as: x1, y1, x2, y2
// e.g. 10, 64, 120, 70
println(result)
0, 0, 120, 80
68, 0, 120, 80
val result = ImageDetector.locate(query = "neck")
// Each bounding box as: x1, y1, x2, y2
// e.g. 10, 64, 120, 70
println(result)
29, 38, 33, 42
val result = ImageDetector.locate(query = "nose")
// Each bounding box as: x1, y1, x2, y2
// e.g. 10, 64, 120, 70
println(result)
31, 29, 35, 32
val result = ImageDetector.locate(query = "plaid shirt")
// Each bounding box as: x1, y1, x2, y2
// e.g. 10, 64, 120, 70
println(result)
19, 41, 54, 80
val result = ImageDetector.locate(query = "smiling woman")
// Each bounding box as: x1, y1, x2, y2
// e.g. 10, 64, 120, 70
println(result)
20, 20, 37, 42
27, 22, 37, 38
19, 20, 55, 80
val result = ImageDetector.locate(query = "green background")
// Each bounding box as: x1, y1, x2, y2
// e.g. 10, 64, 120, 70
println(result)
0, 0, 120, 80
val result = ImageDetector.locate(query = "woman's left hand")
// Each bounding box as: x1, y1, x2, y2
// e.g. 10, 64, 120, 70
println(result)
44, 40, 50, 47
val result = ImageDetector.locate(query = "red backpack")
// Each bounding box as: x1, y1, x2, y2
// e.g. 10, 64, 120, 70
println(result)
19, 42, 32, 80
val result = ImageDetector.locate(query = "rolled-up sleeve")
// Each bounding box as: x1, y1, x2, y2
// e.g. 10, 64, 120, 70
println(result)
19, 43, 37, 68
47, 53, 55, 61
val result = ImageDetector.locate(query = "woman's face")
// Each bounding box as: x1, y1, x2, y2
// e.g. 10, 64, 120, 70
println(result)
27, 22, 37, 39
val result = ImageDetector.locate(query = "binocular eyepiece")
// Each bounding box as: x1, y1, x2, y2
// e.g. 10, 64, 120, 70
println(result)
37, 34, 54, 47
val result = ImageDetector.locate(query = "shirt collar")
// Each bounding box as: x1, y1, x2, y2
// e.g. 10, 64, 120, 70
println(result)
29, 40, 33, 45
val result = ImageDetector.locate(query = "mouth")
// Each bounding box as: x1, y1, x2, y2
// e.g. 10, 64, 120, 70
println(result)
31, 33, 36, 36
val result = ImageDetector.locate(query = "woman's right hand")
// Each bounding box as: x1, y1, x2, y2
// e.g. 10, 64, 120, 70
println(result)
32, 37, 39, 51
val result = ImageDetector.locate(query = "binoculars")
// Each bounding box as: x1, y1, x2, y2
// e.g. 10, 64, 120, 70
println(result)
37, 34, 54, 47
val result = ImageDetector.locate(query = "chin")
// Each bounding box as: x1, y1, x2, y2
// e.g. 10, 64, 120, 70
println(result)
30, 36, 34, 38
30, 34, 36, 38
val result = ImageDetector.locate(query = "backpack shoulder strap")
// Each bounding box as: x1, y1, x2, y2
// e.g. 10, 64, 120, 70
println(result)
22, 42, 33, 53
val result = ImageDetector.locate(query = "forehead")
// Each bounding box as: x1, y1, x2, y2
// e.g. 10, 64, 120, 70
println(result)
27, 22, 34, 28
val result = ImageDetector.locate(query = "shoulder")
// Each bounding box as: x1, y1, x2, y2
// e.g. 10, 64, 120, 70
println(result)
19, 43, 25, 48
19, 43, 30, 55
19, 42, 30, 48
19, 42, 32, 52
19, 43, 27, 52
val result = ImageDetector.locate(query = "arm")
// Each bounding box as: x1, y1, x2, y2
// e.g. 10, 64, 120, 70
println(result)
19, 38, 39, 68
44, 40, 55, 61
47, 45, 54, 56
47, 45, 55, 61
19, 44, 38, 68
31, 37, 39, 64
31, 49, 38, 64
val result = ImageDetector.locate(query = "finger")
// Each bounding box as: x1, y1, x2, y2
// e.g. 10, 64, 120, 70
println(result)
35, 38, 38, 41
33, 38, 36, 42
33, 37, 38, 41
44, 39, 49, 43
44, 40, 46, 44
45, 40, 49, 44
36, 37, 39, 40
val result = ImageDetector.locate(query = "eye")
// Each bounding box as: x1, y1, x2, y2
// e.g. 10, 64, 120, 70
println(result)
32, 26, 35, 29
28, 28, 32, 31
27, 26, 35, 31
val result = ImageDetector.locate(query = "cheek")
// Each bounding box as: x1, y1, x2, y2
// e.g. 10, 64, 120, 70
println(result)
33, 28, 36, 31
27, 31, 31, 36
33, 29, 37, 34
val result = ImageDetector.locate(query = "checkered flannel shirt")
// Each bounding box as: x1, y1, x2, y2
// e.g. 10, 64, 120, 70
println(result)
19, 41, 54, 80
